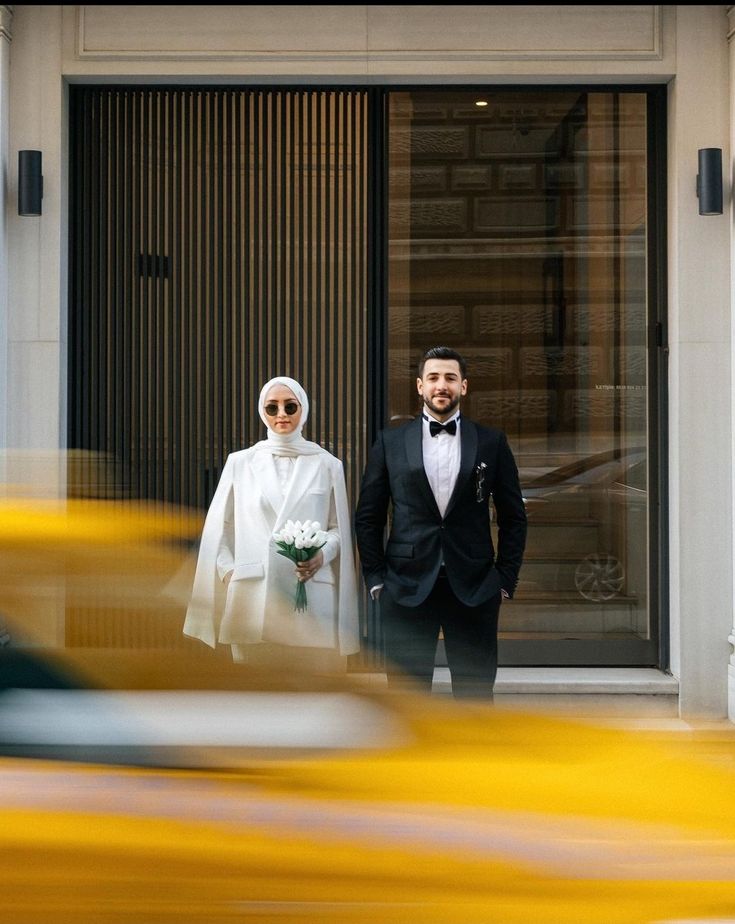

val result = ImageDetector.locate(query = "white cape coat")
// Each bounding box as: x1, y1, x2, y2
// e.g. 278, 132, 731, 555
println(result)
183, 447, 360, 656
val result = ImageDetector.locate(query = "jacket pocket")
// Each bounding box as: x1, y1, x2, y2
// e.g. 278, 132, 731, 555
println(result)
386, 541, 414, 559
232, 561, 265, 581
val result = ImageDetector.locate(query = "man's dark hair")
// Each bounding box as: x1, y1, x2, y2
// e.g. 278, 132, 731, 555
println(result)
417, 346, 467, 380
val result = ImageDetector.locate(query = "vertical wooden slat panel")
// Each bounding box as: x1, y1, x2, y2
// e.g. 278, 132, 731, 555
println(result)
89, 91, 101, 469
197, 91, 207, 502
69, 87, 372, 655
253, 92, 262, 403
166, 89, 176, 502
139, 91, 149, 500
98, 91, 109, 478
225, 91, 235, 455
153, 91, 162, 501
215, 89, 225, 471
189, 90, 198, 504
110, 91, 121, 498
130, 91, 140, 499
287, 93, 296, 377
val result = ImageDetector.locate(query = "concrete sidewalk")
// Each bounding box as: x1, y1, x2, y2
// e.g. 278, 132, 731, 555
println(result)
354, 666, 735, 773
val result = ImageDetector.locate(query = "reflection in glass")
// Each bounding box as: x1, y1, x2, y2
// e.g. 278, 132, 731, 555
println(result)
387, 91, 651, 660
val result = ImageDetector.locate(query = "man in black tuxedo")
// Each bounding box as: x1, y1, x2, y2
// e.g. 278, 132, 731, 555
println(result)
355, 347, 527, 698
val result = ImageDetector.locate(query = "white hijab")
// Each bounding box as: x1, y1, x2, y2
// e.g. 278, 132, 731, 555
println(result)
252, 376, 325, 457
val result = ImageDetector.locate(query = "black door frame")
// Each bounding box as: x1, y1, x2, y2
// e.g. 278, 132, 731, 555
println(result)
68, 82, 668, 670
374, 84, 667, 668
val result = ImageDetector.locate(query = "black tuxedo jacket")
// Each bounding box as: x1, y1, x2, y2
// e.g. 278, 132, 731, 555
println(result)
355, 415, 527, 607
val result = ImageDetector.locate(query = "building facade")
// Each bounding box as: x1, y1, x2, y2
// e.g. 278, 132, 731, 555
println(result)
1, 5, 734, 719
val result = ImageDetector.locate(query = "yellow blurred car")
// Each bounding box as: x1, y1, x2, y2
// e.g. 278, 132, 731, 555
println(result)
1, 493, 735, 924
3, 661, 735, 924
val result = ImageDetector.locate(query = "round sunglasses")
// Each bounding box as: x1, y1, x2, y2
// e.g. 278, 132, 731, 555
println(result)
264, 400, 301, 417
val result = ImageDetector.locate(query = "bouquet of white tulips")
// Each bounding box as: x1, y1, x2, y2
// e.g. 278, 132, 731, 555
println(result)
273, 519, 328, 612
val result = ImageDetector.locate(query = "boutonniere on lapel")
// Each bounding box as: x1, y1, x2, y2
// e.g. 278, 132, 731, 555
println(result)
475, 462, 487, 503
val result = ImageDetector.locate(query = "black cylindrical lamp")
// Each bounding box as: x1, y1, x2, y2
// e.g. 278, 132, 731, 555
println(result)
18, 150, 43, 216
697, 147, 723, 216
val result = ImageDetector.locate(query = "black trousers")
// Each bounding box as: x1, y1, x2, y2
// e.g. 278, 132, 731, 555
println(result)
380, 571, 501, 699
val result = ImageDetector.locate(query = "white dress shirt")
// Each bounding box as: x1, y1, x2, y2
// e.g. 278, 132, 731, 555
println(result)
422, 409, 461, 517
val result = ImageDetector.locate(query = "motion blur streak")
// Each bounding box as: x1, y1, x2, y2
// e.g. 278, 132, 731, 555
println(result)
1, 481, 735, 923
3, 699, 735, 924
3, 761, 735, 880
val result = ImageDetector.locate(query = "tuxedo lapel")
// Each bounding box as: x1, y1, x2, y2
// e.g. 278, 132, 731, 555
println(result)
404, 416, 442, 519
445, 417, 478, 517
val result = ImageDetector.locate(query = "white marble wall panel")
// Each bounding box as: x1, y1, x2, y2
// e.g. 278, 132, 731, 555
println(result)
60, 5, 675, 80
7, 5, 65, 453
366, 5, 662, 57
0, 7, 10, 450
7, 341, 61, 450
77, 5, 369, 56
674, 343, 733, 715
667, 6, 732, 718
71, 5, 664, 62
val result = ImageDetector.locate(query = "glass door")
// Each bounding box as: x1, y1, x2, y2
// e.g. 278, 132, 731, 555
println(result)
386, 89, 664, 666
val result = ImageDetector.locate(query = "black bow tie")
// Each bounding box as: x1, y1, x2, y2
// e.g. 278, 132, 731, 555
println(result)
427, 417, 458, 437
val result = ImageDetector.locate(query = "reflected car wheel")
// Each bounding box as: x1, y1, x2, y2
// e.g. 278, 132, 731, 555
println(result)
574, 553, 624, 602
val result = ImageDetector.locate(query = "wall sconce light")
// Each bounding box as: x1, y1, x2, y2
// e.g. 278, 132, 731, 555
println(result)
18, 150, 43, 216
696, 147, 723, 216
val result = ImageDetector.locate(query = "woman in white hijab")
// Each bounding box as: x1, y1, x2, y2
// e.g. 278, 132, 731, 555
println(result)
183, 376, 360, 662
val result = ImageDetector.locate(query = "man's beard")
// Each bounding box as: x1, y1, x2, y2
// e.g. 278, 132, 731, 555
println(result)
422, 393, 460, 418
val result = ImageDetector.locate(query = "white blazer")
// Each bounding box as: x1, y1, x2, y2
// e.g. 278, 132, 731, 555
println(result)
183, 447, 360, 656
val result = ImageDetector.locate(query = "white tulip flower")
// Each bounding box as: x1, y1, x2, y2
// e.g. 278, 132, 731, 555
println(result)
272, 517, 329, 612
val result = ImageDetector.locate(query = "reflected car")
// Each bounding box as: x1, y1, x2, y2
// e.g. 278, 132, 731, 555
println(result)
521, 447, 647, 602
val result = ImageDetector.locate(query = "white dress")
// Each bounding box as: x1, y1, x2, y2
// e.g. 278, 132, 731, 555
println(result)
183, 445, 360, 657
